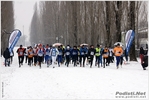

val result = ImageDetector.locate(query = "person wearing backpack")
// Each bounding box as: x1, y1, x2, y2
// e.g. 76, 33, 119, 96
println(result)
3, 48, 10, 67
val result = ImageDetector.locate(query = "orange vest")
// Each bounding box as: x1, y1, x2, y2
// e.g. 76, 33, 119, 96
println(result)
103, 49, 109, 58
113, 46, 123, 56
28, 49, 34, 58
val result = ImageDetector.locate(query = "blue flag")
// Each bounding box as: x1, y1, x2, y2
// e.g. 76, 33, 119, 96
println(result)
8, 29, 22, 53
125, 30, 135, 55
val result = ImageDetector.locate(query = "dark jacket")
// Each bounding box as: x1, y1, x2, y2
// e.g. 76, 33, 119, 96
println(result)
140, 47, 144, 55
142, 55, 148, 67
3, 48, 10, 59
88, 48, 96, 57
71, 49, 79, 56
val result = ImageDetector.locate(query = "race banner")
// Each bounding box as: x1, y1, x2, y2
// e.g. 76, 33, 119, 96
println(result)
125, 30, 135, 55
8, 29, 22, 52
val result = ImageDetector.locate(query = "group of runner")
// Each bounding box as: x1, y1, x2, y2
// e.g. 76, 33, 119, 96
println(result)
15, 43, 124, 69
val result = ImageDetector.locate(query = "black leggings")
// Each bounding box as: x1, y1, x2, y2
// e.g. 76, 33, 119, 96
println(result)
34, 55, 38, 64
89, 56, 94, 67
120, 56, 123, 65
103, 57, 109, 68
18, 56, 24, 65
10, 56, 13, 63
65, 56, 70, 66
72, 55, 78, 66
79, 55, 86, 66
28, 57, 33, 65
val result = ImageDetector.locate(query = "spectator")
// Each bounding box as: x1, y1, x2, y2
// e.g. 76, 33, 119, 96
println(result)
3, 48, 10, 67
139, 47, 145, 64
141, 54, 148, 70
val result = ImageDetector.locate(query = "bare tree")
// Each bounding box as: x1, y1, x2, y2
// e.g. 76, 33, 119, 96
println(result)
129, 1, 137, 61
105, 1, 111, 47
113, 1, 122, 42
1, 1, 14, 55
29, 1, 147, 52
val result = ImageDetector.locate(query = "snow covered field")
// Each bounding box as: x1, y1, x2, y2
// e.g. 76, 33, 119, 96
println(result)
0, 47, 148, 99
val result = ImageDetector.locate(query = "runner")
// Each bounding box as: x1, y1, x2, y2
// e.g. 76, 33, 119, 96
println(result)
16, 45, 26, 67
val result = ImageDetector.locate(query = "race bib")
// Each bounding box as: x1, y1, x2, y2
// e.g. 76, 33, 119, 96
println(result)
81, 52, 84, 55
29, 52, 33, 55
52, 51, 56, 56
59, 52, 62, 55
38, 53, 43, 57
46, 52, 49, 55
90, 52, 94, 55
19, 51, 23, 55
66, 52, 70, 55
73, 52, 76, 55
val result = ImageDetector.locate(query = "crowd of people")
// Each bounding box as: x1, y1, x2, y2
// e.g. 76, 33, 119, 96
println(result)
2, 43, 148, 70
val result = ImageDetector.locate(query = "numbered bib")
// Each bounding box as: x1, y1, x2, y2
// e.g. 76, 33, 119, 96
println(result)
81, 52, 84, 55
66, 52, 70, 55
73, 52, 76, 55
19, 51, 23, 55
90, 52, 94, 55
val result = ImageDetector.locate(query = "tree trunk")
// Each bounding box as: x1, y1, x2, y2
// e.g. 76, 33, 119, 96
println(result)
1, 1, 14, 56
129, 1, 137, 61
114, 1, 122, 42
105, 1, 110, 47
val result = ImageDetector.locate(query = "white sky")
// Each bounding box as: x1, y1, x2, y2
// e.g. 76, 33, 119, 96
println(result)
13, 1, 37, 41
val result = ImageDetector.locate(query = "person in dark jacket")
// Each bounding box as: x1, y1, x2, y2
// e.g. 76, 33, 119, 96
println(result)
79, 45, 87, 67
57, 46, 63, 67
141, 54, 148, 70
140, 47, 145, 64
3, 48, 10, 67
88, 45, 96, 68
71, 46, 79, 67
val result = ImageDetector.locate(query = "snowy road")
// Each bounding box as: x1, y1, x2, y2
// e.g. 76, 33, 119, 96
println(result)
0, 47, 148, 99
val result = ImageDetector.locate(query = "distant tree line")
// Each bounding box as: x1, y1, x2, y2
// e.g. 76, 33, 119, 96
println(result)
1, 1, 147, 61
29, 1, 147, 61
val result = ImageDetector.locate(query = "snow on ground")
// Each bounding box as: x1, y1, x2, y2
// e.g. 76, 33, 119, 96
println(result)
0, 47, 148, 99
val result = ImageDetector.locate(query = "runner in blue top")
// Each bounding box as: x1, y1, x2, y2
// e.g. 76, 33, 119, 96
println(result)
79, 45, 88, 67
44, 44, 51, 67
71, 46, 79, 67
57, 46, 63, 67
